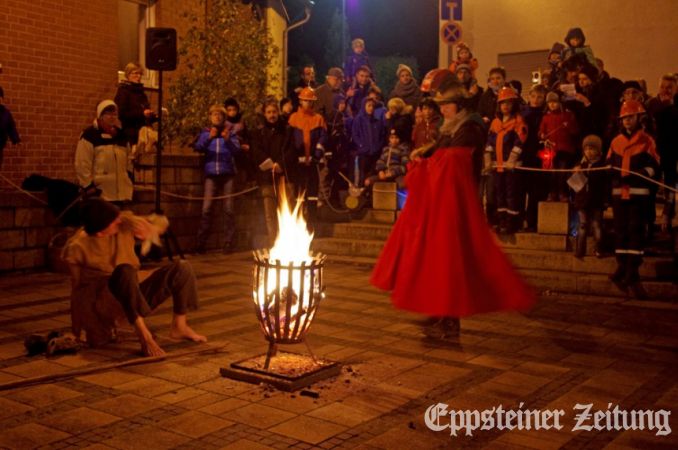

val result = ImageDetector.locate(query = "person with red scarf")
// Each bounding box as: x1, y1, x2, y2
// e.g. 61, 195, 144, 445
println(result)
607, 100, 660, 299
485, 87, 529, 234
371, 81, 535, 339
288, 87, 328, 222
74, 100, 133, 203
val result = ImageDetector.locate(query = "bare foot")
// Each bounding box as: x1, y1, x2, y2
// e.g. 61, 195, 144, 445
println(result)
170, 325, 207, 343
140, 335, 166, 357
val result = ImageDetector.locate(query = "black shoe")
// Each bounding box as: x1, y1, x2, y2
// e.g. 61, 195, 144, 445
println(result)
628, 282, 648, 300
609, 273, 628, 294
422, 318, 460, 339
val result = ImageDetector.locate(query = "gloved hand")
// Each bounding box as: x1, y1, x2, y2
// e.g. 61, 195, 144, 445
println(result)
483, 153, 493, 174
505, 151, 520, 170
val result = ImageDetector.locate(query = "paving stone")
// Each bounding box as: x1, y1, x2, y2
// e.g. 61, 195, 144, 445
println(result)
0, 423, 70, 449
199, 397, 251, 416
89, 393, 163, 418
154, 387, 209, 404
38, 406, 120, 434
104, 424, 191, 450
2, 359, 72, 378
227, 403, 297, 429
77, 370, 145, 387
0, 396, 34, 420
158, 410, 233, 438
5, 383, 82, 408
113, 377, 186, 398
269, 415, 346, 445
306, 401, 381, 427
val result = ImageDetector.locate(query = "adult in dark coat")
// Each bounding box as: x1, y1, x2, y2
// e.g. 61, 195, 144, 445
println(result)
290, 65, 317, 110
478, 67, 506, 124
0, 85, 21, 168
114, 63, 156, 145
563, 63, 608, 141
646, 75, 678, 199
313, 67, 345, 122
454, 64, 484, 113
388, 64, 422, 107
249, 98, 298, 244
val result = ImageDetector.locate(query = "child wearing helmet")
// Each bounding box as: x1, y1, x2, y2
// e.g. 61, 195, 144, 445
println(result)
485, 86, 528, 234
606, 99, 660, 298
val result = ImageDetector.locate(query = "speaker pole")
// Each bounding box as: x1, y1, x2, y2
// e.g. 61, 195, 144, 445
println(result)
153, 70, 184, 260
155, 70, 163, 214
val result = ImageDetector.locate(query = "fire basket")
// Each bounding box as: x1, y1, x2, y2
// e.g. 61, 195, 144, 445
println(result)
253, 249, 326, 368
220, 183, 341, 391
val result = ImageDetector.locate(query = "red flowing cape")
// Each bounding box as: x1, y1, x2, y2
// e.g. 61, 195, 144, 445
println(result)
370, 147, 536, 317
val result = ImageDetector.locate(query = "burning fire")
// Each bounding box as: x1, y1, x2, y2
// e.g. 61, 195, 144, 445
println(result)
253, 186, 322, 340
269, 188, 313, 264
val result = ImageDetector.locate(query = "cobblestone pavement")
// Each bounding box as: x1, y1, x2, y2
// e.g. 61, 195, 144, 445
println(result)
0, 252, 676, 449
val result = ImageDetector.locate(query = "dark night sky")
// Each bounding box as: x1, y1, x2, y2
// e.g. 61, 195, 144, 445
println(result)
288, 0, 439, 74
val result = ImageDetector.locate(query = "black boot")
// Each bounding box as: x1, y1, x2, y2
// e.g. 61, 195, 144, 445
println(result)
575, 232, 587, 258
498, 212, 508, 234
609, 254, 627, 293
625, 254, 646, 299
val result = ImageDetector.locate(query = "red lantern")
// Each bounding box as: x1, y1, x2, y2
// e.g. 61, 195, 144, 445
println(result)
537, 148, 556, 170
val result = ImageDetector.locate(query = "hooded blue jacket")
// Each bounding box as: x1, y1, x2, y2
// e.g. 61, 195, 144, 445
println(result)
351, 98, 386, 157
194, 127, 241, 176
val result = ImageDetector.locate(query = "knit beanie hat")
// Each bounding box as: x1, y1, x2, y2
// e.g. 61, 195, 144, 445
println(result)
582, 134, 602, 153
328, 67, 344, 78
546, 92, 560, 103
455, 63, 472, 75
223, 97, 240, 110
80, 198, 120, 235
549, 42, 565, 56
396, 64, 413, 77
622, 80, 642, 92
96, 100, 117, 118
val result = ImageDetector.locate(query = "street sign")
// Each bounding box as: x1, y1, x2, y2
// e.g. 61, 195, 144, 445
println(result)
440, 21, 462, 45
440, 0, 462, 21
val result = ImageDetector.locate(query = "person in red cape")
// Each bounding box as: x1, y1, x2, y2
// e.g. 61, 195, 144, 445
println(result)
370, 80, 536, 339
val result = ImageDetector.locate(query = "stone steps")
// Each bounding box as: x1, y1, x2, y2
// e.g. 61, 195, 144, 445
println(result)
316, 223, 571, 251
322, 254, 678, 300
312, 236, 672, 278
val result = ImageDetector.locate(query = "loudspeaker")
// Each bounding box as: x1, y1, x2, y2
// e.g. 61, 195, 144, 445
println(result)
145, 28, 177, 71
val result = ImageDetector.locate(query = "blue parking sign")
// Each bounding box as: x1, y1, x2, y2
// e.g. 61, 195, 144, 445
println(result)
440, 0, 462, 21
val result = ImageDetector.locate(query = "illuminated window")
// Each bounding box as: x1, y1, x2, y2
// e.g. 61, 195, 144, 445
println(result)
118, 0, 157, 87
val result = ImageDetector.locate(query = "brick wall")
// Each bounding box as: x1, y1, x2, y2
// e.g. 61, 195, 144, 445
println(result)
0, 155, 268, 273
0, 0, 120, 184
0, 0, 201, 185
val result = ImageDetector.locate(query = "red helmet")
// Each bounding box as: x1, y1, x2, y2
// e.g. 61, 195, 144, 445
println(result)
497, 87, 519, 103
298, 87, 317, 101
420, 68, 454, 94
619, 99, 645, 118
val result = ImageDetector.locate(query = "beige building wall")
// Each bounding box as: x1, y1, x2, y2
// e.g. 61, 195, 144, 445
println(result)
265, 1, 286, 98
440, 0, 678, 94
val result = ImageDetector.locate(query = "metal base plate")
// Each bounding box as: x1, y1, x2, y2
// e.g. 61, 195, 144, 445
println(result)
220, 351, 341, 392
